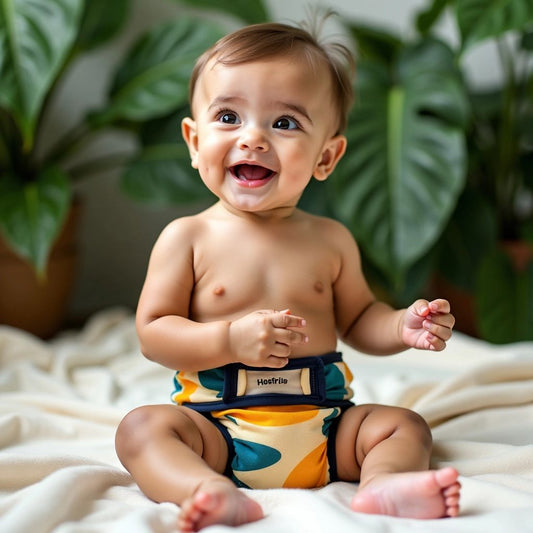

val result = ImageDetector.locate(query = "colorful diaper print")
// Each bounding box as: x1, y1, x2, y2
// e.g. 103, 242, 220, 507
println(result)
212, 404, 342, 489
171, 352, 354, 489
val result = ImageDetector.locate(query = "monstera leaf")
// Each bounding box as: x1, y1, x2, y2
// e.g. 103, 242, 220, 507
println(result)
334, 37, 469, 286
89, 17, 224, 125
0, 0, 84, 149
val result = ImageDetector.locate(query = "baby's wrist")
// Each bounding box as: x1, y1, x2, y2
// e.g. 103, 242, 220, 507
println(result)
218, 320, 238, 365
397, 309, 410, 349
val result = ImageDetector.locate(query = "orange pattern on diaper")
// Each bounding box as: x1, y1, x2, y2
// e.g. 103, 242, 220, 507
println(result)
283, 441, 329, 488
172, 377, 198, 404
216, 405, 319, 427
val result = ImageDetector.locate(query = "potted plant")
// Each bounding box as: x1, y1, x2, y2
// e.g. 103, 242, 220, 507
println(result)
304, 0, 532, 344
0, 0, 268, 337
417, 0, 533, 343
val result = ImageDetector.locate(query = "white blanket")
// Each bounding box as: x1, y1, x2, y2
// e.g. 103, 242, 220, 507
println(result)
1, 308, 532, 532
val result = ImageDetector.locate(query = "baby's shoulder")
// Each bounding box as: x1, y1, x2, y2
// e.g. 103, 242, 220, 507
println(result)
303, 212, 356, 245
156, 212, 210, 247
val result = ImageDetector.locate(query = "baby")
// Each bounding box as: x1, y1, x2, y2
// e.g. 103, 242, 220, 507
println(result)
115, 20, 461, 532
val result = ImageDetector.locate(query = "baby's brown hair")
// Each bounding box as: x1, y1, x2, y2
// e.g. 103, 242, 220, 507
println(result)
188, 19, 355, 134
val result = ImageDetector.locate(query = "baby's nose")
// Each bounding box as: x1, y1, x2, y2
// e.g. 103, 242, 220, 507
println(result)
237, 126, 269, 151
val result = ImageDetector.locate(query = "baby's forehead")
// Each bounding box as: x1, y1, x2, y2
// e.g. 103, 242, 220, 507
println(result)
197, 52, 333, 96
195, 55, 331, 103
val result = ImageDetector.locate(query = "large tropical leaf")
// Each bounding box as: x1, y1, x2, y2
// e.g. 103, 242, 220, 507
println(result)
455, 0, 533, 52
348, 23, 403, 64
0, 0, 83, 149
333, 38, 468, 286
89, 17, 224, 126
121, 111, 213, 206
416, 0, 450, 35
0, 166, 71, 276
176, 0, 268, 24
121, 145, 213, 206
77, 0, 130, 51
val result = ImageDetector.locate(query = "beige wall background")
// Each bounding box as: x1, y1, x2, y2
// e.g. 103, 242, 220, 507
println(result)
61, 0, 499, 321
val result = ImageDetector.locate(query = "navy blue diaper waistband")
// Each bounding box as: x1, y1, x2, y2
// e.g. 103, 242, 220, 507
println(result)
171, 351, 354, 412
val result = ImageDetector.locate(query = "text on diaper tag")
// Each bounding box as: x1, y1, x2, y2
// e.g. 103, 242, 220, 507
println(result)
257, 377, 288, 386
236, 368, 312, 396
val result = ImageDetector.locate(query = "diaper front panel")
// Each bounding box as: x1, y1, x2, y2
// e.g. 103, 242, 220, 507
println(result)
212, 404, 341, 489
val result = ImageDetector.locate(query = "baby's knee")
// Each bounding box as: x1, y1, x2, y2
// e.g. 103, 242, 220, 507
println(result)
115, 405, 203, 461
115, 406, 157, 460
395, 408, 432, 448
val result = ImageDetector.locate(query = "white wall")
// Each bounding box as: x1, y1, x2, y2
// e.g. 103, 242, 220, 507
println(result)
64, 0, 499, 321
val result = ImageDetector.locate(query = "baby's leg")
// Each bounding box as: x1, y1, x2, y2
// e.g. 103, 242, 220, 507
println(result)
335, 404, 460, 519
115, 405, 263, 531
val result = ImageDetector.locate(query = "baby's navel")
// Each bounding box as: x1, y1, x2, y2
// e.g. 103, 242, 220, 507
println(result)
213, 286, 226, 297
314, 281, 324, 293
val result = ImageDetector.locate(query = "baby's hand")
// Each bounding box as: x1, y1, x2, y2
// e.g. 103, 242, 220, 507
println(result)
401, 299, 455, 351
228, 309, 308, 367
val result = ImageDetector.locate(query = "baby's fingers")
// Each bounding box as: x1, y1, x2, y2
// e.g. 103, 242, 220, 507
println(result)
423, 319, 453, 343
428, 299, 451, 315
277, 327, 309, 346
271, 309, 307, 329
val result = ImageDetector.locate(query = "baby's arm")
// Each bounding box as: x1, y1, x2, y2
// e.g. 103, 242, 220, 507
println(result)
332, 223, 453, 354
136, 219, 306, 371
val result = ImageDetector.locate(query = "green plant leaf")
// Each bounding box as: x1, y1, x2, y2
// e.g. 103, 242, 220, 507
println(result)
122, 108, 213, 206
455, 0, 533, 52
0, 0, 84, 149
90, 17, 224, 125
476, 248, 533, 343
0, 167, 71, 276
415, 0, 450, 36
333, 38, 468, 287
438, 187, 498, 290
176, 0, 268, 24
77, 0, 130, 51
121, 143, 213, 206
348, 23, 403, 64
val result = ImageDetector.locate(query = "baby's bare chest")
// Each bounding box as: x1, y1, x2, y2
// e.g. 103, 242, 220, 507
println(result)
190, 231, 338, 320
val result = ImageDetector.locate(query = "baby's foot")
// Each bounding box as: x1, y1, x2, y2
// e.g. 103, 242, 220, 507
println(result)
178, 479, 264, 532
351, 467, 461, 519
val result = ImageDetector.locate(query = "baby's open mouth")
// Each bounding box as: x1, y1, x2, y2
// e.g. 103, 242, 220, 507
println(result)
230, 164, 274, 182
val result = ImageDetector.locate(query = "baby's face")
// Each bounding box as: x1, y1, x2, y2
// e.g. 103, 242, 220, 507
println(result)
183, 54, 344, 217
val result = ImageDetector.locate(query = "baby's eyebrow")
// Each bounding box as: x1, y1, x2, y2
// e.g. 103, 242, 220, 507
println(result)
208, 95, 244, 111
279, 102, 313, 125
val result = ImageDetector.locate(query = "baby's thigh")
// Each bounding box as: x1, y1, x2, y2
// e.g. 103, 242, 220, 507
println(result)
334, 404, 431, 481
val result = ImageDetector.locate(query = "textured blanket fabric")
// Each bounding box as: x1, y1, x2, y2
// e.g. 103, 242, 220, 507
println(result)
0, 308, 532, 532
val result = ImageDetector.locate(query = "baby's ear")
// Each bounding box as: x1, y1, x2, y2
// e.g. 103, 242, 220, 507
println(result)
181, 117, 199, 169
313, 135, 347, 181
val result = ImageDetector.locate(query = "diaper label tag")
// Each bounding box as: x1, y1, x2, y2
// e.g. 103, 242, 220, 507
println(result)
237, 368, 312, 397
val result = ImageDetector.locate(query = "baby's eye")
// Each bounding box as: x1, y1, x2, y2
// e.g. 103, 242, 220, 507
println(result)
273, 117, 299, 130
218, 111, 240, 125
